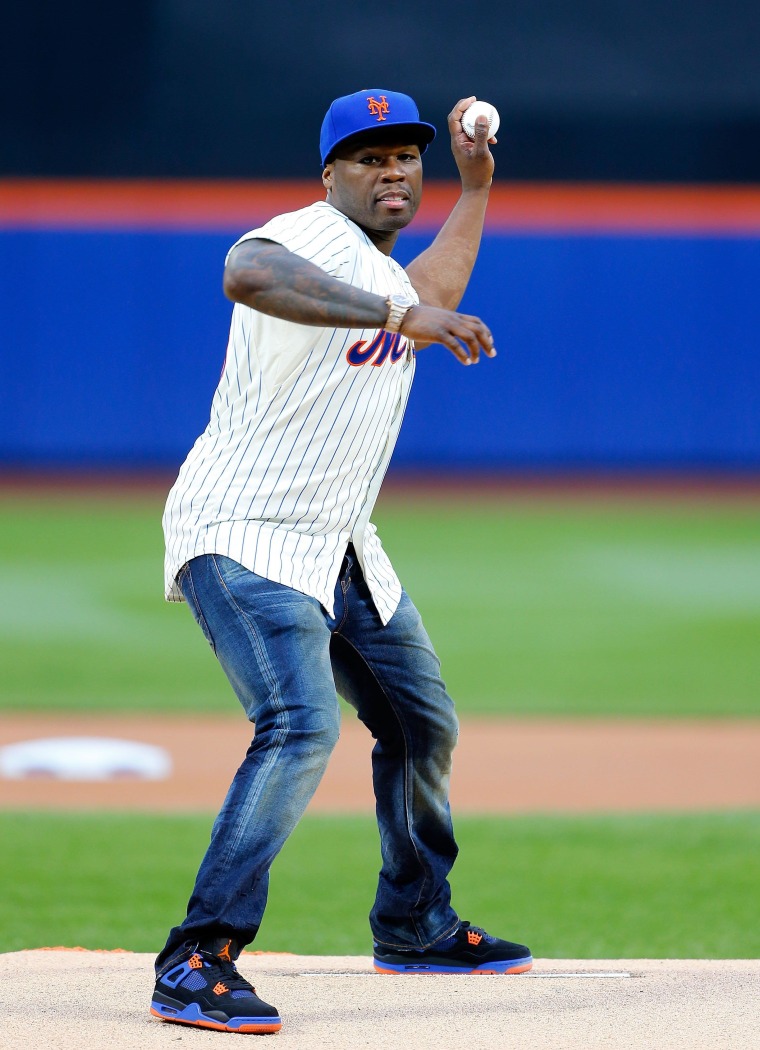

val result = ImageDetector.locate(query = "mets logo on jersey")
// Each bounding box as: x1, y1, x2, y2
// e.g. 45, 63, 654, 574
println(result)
367, 95, 389, 121
346, 330, 409, 367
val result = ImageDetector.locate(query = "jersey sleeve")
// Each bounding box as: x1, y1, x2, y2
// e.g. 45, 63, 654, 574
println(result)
226, 204, 353, 279
388, 257, 420, 304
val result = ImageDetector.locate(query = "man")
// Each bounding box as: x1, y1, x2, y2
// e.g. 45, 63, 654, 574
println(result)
152, 88, 532, 1036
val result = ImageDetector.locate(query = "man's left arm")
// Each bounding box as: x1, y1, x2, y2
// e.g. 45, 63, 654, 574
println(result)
404, 96, 495, 312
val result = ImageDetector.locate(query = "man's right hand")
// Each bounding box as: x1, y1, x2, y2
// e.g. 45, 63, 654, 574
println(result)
400, 304, 497, 366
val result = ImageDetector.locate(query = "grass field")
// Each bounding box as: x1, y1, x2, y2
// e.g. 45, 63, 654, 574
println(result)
0, 490, 758, 716
2, 487, 758, 962
1, 810, 758, 958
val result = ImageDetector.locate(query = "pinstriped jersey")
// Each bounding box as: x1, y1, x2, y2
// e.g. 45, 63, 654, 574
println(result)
162, 200, 417, 624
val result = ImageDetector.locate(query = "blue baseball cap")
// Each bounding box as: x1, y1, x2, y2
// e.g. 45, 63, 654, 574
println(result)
320, 89, 436, 166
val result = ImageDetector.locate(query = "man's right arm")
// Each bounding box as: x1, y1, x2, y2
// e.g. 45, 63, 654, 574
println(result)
224, 238, 388, 328
224, 239, 495, 365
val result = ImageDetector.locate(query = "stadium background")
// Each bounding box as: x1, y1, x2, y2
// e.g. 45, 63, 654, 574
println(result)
1, 0, 759, 960
3, 0, 760, 470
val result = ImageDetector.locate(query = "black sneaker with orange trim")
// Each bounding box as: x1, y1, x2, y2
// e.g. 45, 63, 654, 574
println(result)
373, 921, 533, 974
151, 938, 282, 1034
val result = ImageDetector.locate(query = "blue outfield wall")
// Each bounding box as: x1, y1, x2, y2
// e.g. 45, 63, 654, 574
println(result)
1, 226, 759, 470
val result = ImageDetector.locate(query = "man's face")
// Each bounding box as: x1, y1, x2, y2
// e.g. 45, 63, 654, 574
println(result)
323, 136, 423, 251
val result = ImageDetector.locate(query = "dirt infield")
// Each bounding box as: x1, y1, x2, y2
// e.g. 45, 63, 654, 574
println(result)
1, 950, 758, 1049
2, 713, 758, 1049
3, 469, 760, 502
1, 713, 759, 812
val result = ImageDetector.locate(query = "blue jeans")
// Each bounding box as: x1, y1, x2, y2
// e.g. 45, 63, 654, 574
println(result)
156, 547, 460, 972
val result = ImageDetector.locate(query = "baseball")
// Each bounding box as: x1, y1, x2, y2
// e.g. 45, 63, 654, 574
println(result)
461, 100, 500, 141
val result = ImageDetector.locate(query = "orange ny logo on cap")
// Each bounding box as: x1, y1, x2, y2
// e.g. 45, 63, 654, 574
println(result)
367, 95, 389, 121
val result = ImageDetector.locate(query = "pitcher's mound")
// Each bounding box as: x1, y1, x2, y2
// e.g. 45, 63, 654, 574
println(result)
1, 950, 758, 1049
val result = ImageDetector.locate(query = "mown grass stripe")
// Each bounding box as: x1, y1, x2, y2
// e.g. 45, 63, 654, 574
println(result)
2, 811, 758, 958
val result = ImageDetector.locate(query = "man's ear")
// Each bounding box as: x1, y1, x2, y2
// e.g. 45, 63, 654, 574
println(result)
322, 164, 333, 191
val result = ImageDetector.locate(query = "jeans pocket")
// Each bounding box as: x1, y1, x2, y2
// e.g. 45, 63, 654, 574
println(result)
213, 555, 253, 585
178, 561, 218, 654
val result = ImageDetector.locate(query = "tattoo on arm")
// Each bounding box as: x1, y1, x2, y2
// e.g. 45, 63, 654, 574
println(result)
224, 240, 388, 329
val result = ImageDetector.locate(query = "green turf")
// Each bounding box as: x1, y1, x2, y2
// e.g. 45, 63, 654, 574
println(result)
1, 810, 758, 958
0, 492, 759, 715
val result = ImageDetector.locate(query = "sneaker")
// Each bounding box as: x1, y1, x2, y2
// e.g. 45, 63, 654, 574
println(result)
150, 938, 282, 1033
373, 921, 533, 975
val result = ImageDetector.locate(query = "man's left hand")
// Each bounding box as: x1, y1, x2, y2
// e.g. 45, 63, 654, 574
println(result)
449, 96, 496, 191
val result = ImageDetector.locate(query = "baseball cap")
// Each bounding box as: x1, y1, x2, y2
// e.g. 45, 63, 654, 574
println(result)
320, 88, 436, 166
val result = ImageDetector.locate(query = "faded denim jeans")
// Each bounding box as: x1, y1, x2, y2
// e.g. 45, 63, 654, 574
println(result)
156, 546, 460, 973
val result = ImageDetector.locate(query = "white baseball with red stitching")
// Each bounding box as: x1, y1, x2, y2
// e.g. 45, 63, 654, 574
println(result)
461, 100, 500, 140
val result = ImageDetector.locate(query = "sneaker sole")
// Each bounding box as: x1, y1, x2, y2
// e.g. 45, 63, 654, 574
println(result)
151, 1001, 282, 1033
373, 956, 533, 975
